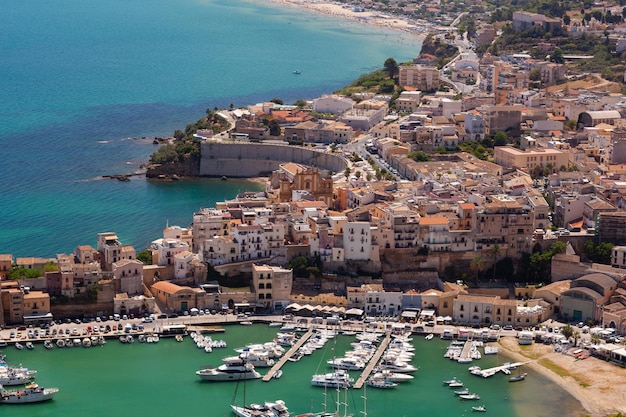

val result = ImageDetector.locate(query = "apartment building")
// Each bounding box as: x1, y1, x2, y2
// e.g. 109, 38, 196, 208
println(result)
399, 65, 440, 91
97, 232, 136, 271
252, 264, 293, 310
494, 146, 569, 173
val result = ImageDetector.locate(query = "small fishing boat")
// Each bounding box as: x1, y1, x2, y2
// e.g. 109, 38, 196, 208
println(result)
425, 333, 434, 340
472, 405, 487, 412
25, 342, 34, 350
509, 372, 527, 382
44, 340, 54, 350
15, 342, 24, 350
273, 370, 283, 379
459, 393, 480, 400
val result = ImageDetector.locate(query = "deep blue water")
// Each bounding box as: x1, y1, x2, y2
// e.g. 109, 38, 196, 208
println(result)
0, 0, 422, 257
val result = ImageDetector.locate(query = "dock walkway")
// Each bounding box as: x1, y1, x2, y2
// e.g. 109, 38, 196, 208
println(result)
472, 361, 527, 378
353, 332, 391, 389
263, 328, 314, 381
458, 341, 473, 361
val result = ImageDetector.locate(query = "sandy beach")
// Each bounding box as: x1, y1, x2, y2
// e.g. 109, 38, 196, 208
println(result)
498, 337, 626, 417
261, 0, 429, 40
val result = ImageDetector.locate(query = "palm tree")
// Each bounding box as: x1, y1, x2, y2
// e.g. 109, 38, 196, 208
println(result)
591, 333, 601, 345
490, 244, 501, 282
470, 255, 484, 287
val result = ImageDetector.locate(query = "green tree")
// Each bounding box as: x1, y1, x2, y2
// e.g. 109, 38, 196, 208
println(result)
344, 167, 351, 178
270, 98, 283, 105
561, 324, 574, 340
137, 250, 153, 265
493, 131, 508, 147
407, 151, 431, 162
470, 255, 484, 287
285, 256, 309, 278
551, 48, 565, 64
294, 99, 307, 109
269, 120, 281, 137
490, 244, 502, 281
383, 57, 399, 79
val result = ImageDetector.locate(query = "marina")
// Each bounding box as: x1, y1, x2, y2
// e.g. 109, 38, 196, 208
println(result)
0, 322, 584, 417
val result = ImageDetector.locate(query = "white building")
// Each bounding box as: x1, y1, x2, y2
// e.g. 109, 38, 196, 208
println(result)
312, 94, 355, 115
343, 222, 372, 261
152, 238, 190, 267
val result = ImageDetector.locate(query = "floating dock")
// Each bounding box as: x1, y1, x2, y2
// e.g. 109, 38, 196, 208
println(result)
471, 361, 527, 378
353, 332, 391, 389
457, 341, 473, 362
262, 328, 314, 381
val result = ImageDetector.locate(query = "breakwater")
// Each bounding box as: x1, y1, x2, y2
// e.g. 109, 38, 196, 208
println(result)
200, 142, 347, 177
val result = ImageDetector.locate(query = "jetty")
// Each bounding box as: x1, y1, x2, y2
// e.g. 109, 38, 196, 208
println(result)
471, 361, 528, 378
353, 331, 391, 389
263, 328, 314, 381
458, 341, 473, 362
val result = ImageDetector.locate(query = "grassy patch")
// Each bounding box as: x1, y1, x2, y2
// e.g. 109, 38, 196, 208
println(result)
538, 358, 590, 387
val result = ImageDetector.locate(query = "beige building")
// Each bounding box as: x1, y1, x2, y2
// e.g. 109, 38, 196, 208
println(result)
151, 281, 200, 313
399, 65, 440, 91
560, 273, 618, 322
97, 232, 136, 271
0, 254, 12, 279
252, 264, 293, 311
494, 146, 569, 173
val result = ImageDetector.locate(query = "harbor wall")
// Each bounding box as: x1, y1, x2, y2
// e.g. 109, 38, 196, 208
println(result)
199, 142, 347, 177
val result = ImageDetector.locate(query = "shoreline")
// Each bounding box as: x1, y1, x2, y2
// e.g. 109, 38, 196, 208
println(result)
258, 0, 429, 42
497, 337, 626, 417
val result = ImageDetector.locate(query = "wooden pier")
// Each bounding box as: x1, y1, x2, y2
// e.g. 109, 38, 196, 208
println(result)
263, 328, 314, 381
353, 332, 391, 389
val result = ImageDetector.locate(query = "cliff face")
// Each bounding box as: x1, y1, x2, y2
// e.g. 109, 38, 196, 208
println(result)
145, 161, 199, 178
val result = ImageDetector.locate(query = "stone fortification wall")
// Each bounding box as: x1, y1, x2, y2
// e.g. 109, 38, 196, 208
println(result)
200, 142, 347, 177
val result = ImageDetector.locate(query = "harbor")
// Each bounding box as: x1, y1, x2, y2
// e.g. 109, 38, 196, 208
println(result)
0, 322, 585, 417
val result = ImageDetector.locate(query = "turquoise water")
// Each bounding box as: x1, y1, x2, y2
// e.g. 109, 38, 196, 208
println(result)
0, 0, 422, 257
3, 325, 582, 417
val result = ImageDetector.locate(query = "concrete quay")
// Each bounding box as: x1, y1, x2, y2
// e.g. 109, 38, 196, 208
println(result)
353, 331, 391, 389
262, 328, 314, 381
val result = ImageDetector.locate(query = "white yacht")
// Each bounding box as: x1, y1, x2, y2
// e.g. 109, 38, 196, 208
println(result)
1, 384, 59, 403
327, 357, 365, 371
0, 370, 35, 386
371, 370, 414, 382
230, 399, 289, 417
195, 357, 261, 382
377, 359, 418, 373
310, 370, 353, 388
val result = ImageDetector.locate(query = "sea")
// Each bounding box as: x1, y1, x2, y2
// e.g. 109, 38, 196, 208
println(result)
4, 324, 583, 417
0, 1, 585, 415
0, 0, 421, 258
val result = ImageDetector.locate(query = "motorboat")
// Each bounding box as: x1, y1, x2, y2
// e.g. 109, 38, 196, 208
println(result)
15, 342, 24, 350
472, 405, 487, 412
0, 370, 35, 386
327, 357, 365, 371
1, 384, 59, 404
56, 339, 66, 348
231, 399, 289, 417
459, 393, 480, 400
25, 342, 34, 350
425, 334, 434, 340
72, 338, 82, 347
228, 352, 275, 368
454, 388, 470, 396
195, 357, 261, 382
509, 372, 527, 382
377, 359, 418, 373
367, 377, 398, 389
443, 377, 461, 385
82, 338, 92, 348
371, 370, 414, 382
448, 380, 464, 388
44, 340, 54, 350
310, 370, 353, 388
175, 335, 184, 342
